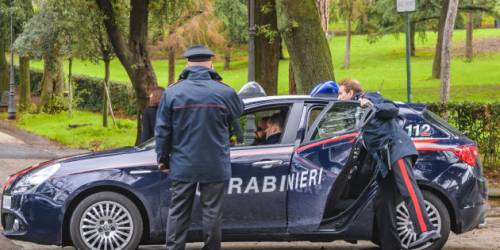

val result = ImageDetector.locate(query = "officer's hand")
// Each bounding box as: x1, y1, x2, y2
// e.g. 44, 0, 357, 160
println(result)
158, 163, 170, 172
360, 98, 373, 108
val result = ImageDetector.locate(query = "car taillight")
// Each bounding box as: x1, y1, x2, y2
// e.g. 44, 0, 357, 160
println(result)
453, 145, 478, 167
2, 160, 54, 191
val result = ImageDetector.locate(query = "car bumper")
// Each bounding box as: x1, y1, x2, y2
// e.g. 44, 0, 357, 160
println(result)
1, 193, 63, 245
454, 170, 488, 233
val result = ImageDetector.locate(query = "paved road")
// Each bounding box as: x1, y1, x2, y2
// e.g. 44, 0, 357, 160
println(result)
1, 129, 499, 250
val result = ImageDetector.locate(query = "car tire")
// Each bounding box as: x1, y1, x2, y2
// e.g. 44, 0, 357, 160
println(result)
372, 191, 451, 250
69, 191, 143, 250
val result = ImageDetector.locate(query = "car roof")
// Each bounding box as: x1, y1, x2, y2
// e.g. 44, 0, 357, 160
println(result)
243, 95, 426, 114
243, 95, 333, 105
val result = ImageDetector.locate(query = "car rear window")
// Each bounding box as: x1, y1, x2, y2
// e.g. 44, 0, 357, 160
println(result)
423, 109, 463, 137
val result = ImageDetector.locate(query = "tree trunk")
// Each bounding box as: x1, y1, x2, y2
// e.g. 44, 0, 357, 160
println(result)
224, 43, 231, 70
432, 0, 450, 79
68, 58, 73, 115
465, 8, 473, 61
96, 0, 158, 145
0, 38, 8, 96
279, 40, 285, 60
39, 52, 64, 112
315, 0, 330, 35
440, 0, 459, 104
343, 17, 352, 69
255, 0, 280, 95
103, 59, 110, 127
410, 21, 416, 56
168, 46, 176, 85
288, 62, 297, 94
277, 0, 335, 94
18, 56, 31, 111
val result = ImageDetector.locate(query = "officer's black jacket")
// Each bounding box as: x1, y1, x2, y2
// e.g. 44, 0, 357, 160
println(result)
362, 92, 418, 177
155, 66, 244, 183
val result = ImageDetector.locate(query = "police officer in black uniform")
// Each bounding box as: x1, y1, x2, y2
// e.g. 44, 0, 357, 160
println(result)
155, 45, 244, 250
338, 79, 440, 249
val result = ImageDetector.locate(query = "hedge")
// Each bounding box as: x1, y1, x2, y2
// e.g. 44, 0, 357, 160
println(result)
15, 68, 499, 169
427, 102, 499, 169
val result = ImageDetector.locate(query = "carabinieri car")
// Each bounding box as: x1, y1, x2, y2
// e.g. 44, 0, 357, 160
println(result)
1, 95, 488, 250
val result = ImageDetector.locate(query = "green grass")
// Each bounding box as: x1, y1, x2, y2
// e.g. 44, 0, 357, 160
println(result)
26, 29, 500, 103
15, 111, 136, 150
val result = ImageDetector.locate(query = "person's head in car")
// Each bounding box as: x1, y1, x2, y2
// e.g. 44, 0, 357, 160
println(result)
255, 116, 270, 141
264, 113, 285, 144
339, 79, 364, 101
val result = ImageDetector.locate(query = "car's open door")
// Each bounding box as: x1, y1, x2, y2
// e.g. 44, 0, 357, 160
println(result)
287, 101, 372, 233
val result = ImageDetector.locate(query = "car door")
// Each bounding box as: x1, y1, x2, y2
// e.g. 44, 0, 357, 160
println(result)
287, 101, 365, 233
169, 102, 303, 235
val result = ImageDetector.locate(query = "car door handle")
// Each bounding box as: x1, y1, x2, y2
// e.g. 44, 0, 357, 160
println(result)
252, 160, 284, 169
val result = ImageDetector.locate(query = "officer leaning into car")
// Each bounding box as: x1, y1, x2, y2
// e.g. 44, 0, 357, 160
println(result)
338, 79, 441, 249
155, 45, 244, 250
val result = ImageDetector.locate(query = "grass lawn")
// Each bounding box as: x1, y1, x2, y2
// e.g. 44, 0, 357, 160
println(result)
14, 111, 136, 150
26, 28, 500, 103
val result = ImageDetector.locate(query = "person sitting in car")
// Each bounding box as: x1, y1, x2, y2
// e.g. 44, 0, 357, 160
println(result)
252, 116, 270, 145
262, 113, 284, 145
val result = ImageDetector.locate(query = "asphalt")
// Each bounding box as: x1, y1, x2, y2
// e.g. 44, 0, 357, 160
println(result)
1, 126, 500, 249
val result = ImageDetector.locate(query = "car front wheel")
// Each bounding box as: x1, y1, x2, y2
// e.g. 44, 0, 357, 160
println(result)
69, 191, 143, 250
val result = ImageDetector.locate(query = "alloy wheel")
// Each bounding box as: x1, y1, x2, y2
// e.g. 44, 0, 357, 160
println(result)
79, 201, 134, 250
396, 200, 441, 249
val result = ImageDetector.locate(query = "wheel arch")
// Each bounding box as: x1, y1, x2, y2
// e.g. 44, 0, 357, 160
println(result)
418, 183, 459, 233
61, 185, 151, 246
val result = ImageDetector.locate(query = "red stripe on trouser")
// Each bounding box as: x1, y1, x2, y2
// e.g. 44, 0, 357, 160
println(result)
397, 159, 428, 233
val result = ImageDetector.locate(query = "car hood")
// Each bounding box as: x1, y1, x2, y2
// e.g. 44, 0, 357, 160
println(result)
53, 147, 157, 175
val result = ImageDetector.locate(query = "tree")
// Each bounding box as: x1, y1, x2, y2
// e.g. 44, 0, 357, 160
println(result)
0, 1, 8, 97
440, 0, 459, 104
68, 0, 117, 126
16, 0, 34, 111
214, 0, 247, 70
15, 1, 73, 112
95, 0, 158, 144
335, 0, 367, 69
255, 0, 280, 95
277, 0, 335, 94
315, 0, 331, 35
432, 0, 498, 77
367, 0, 442, 57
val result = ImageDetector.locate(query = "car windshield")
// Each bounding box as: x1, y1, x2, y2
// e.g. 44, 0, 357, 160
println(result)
136, 138, 156, 150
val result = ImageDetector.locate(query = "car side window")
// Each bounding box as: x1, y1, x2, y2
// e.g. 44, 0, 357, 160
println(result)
311, 102, 363, 141
232, 106, 290, 147
307, 106, 324, 130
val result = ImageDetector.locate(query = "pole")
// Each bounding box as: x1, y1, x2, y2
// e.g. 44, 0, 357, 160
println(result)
247, 0, 256, 82
8, 0, 16, 120
405, 13, 412, 103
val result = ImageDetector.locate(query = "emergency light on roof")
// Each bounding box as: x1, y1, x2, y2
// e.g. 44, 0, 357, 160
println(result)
238, 81, 267, 99
309, 80, 339, 98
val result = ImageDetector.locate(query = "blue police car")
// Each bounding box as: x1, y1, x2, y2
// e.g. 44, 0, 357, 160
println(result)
1, 95, 488, 250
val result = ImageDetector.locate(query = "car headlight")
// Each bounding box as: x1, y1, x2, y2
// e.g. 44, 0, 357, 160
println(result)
11, 163, 61, 195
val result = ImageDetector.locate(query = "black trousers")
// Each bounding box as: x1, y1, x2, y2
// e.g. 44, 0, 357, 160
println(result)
166, 181, 225, 250
375, 157, 434, 249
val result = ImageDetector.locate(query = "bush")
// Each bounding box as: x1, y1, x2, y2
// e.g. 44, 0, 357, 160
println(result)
72, 75, 137, 116
19, 68, 137, 116
427, 102, 499, 170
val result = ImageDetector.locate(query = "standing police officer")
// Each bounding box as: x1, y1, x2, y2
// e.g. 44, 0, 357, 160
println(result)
155, 45, 244, 250
338, 79, 440, 249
